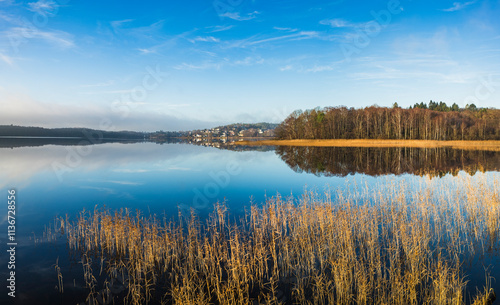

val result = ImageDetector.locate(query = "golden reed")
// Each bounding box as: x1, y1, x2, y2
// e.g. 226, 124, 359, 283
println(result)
58, 175, 499, 304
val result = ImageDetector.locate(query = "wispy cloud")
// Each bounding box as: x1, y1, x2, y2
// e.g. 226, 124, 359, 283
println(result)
221, 30, 325, 50
220, 11, 260, 21
348, 56, 476, 84
305, 65, 335, 73
174, 62, 222, 70
110, 19, 135, 30
350, 70, 473, 84
0, 52, 14, 66
189, 36, 220, 43
138, 48, 157, 54
104, 180, 144, 186
173, 55, 264, 71
441, 1, 477, 12
279, 65, 293, 71
110, 19, 166, 41
113, 169, 151, 173
27, 0, 60, 16
207, 25, 235, 32
274, 27, 298, 32
135, 29, 194, 55
5, 27, 74, 49
164, 166, 195, 171
319, 18, 357, 28
247, 31, 319, 46
80, 186, 117, 194
233, 56, 264, 66
0, 11, 18, 24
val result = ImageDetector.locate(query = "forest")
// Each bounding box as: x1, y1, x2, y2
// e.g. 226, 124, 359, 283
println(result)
275, 102, 500, 140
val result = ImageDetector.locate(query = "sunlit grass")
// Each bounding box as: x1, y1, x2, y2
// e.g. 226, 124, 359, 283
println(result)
57, 175, 499, 304
236, 139, 500, 151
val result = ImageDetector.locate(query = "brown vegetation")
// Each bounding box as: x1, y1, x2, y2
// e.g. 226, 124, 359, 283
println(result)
236, 139, 500, 151
58, 176, 499, 304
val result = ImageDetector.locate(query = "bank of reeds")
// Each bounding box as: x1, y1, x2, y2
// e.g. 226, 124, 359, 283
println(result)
235, 139, 500, 152
60, 175, 499, 304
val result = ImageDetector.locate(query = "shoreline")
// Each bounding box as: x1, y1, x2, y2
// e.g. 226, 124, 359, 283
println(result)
235, 139, 500, 151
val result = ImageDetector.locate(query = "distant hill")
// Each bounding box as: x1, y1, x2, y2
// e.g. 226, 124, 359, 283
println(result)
213, 122, 279, 131
0, 125, 146, 140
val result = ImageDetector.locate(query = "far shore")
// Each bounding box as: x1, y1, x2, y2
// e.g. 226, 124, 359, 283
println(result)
235, 139, 500, 151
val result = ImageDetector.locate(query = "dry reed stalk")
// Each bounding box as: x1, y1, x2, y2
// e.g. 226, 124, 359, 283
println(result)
56, 175, 499, 305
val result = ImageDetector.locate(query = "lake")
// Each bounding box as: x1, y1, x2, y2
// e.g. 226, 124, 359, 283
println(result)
1, 140, 499, 304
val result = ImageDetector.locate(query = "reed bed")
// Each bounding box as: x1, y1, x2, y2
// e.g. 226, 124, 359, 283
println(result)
59, 175, 499, 304
235, 139, 500, 152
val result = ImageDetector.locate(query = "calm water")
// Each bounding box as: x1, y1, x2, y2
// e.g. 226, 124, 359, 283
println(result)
1, 141, 499, 304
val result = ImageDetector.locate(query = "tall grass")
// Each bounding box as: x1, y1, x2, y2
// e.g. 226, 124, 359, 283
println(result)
60, 175, 499, 304
235, 139, 500, 152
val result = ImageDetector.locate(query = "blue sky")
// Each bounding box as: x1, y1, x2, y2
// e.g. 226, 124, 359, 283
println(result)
0, 0, 499, 131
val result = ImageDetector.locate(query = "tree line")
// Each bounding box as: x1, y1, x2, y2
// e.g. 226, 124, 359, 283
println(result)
275, 102, 500, 140
0, 125, 146, 139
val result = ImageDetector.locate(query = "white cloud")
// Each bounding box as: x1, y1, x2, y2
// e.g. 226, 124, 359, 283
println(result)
173, 62, 222, 70
110, 19, 135, 30
113, 169, 150, 173
220, 11, 260, 21
241, 31, 319, 47
306, 65, 335, 73
173, 55, 264, 71
189, 36, 220, 43
138, 48, 156, 55
441, 1, 477, 12
5, 27, 74, 49
320, 18, 354, 28
0, 11, 19, 24
273, 27, 298, 32
207, 25, 235, 32
233, 56, 264, 66
110, 19, 166, 41
279, 65, 292, 71
27, 0, 59, 15
0, 52, 14, 66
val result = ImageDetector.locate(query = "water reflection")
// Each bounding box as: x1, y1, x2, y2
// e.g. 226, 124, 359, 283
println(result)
1, 140, 499, 304
3, 139, 500, 181
0, 137, 144, 148
275, 146, 500, 177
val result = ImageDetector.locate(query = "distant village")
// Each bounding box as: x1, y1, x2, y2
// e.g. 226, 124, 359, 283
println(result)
149, 123, 278, 145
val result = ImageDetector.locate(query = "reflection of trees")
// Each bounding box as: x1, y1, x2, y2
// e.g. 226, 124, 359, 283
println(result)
0, 138, 144, 148
275, 146, 500, 177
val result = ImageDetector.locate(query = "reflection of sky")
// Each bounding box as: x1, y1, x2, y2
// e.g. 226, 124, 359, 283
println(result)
1, 142, 498, 234
1, 143, 499, 304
